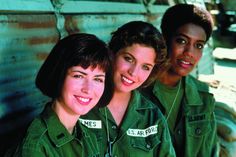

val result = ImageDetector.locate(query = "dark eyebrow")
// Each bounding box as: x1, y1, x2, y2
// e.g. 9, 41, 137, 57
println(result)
94, 74, 105, 78
123, 52, 155, 67
71, 70, 105, 77
71, 70, 87, 75
176, 33, 206, 43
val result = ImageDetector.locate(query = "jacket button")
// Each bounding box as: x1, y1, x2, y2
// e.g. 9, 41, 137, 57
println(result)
195, 128, 202, 135
112, 125, 117, 129
177, 129, 181, 135
146, 144, 151, 149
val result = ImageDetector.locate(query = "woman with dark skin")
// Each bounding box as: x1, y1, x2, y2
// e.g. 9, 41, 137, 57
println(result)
142, 4, 219, 157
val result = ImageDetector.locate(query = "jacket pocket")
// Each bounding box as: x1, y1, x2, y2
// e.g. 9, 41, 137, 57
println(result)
187, 120, 211, 137
130, 136, 161, 152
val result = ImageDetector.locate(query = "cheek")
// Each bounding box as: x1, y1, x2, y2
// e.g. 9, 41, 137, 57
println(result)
94, 83, 105, 98
169, 45, 181, 59
194, 52, 203, 63
139, 71, 152, 83
64, 80, 80, 92
62, 80, 84, 99
115, 59, 128, 72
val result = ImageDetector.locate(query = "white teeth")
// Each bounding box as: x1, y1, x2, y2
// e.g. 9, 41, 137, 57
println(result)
181, 60, 190, 64
79, 97, 90, 102
122, 76, 133, 84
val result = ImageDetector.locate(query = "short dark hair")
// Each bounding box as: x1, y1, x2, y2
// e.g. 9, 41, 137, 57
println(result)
161, 4, 214, 45
36, 33, 114, 107
109, 21, 167, 87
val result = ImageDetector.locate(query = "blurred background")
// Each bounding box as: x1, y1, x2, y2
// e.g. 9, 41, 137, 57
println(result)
0, 0, 235, 156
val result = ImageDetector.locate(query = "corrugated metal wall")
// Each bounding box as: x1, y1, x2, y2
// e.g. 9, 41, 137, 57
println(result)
0, 0, 169, 155
0, 1, 58, 155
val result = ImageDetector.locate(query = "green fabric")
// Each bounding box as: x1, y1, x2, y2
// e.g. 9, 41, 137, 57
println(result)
13, 103, 100, 157
81, 90, 176, 157
153, 80, 184, 133
150, 75, 219, 157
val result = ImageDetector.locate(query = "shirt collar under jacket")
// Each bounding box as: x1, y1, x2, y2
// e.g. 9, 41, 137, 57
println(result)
41, 104, 75, 147
153, 75, 213, 107
97, 90, 159, 128
99, 90, 157, 114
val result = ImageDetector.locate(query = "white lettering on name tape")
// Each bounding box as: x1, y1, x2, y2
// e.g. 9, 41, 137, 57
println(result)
79, 118, 102, 129
127, 125, 158, 137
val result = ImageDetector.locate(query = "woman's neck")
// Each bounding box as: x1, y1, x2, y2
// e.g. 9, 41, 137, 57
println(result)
52, 101, 79, 134
107, 91, 131, 126
159, 71, 182, 87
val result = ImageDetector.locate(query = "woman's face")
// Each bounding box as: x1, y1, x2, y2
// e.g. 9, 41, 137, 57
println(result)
58, 65, 105, 116
114, 43, 156, 93
168, 23, 206, 77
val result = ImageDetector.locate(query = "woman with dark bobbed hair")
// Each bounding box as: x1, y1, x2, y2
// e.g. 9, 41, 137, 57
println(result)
142, 4, 219, 157
12, 33, 114, 157
82, 21, 176, 157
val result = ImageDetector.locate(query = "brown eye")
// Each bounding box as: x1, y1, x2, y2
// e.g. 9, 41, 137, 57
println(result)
175, 37, 186, 44
195, 43, 204, 50
94, 78, 104, 83
142, 65, 151, 71
73, 74, 83, 78
124, 56, 133, 63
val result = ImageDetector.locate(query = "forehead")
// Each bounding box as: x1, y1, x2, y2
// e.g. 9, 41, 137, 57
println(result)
118, 43, 156, 64
69, 65, 105, 73
175, 23, 206, 42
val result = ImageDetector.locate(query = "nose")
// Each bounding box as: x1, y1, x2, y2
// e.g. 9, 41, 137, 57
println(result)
81, 79, 91, 94
128, 64, 139, 76
183, 43, 194, 58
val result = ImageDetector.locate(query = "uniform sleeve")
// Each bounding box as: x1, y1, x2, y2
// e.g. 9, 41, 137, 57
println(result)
199, 96, 220, 157
12, 143, 46, 157
207, 96, 220, 157
18, 148, 46, 157
210, 110, 220, 157
9, 134, 47, 157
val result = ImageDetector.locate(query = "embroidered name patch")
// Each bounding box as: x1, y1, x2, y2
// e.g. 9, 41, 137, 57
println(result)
79, 118, 102, 129
188, 114, 206, 122
127, 125, 158, 137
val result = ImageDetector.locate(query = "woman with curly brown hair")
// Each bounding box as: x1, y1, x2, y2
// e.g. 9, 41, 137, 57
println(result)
82, 21, 175, 157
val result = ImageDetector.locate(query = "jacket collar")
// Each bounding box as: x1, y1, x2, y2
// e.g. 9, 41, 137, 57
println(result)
99, 90, 156, 114
153, 76, 206, 107
42, 104, 74, 147
184, 76, 203, 106
98, 90, 157, 130
131, 90, 157, 110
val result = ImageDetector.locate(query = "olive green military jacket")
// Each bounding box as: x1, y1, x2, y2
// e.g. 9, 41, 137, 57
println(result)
143, 75, 219, 157
81, 90, 176, 157
12, 103, 100, 157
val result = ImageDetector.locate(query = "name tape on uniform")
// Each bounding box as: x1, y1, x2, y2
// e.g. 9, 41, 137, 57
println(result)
79, 118, 102, 129
127, 125, 158, 137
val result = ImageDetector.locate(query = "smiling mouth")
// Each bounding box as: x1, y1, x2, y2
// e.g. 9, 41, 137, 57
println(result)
76, 96, 91, 105
181, 60, 190, 65
178, 59, 193, 68
79, 97, 90, 103
121, 75, 134, 85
